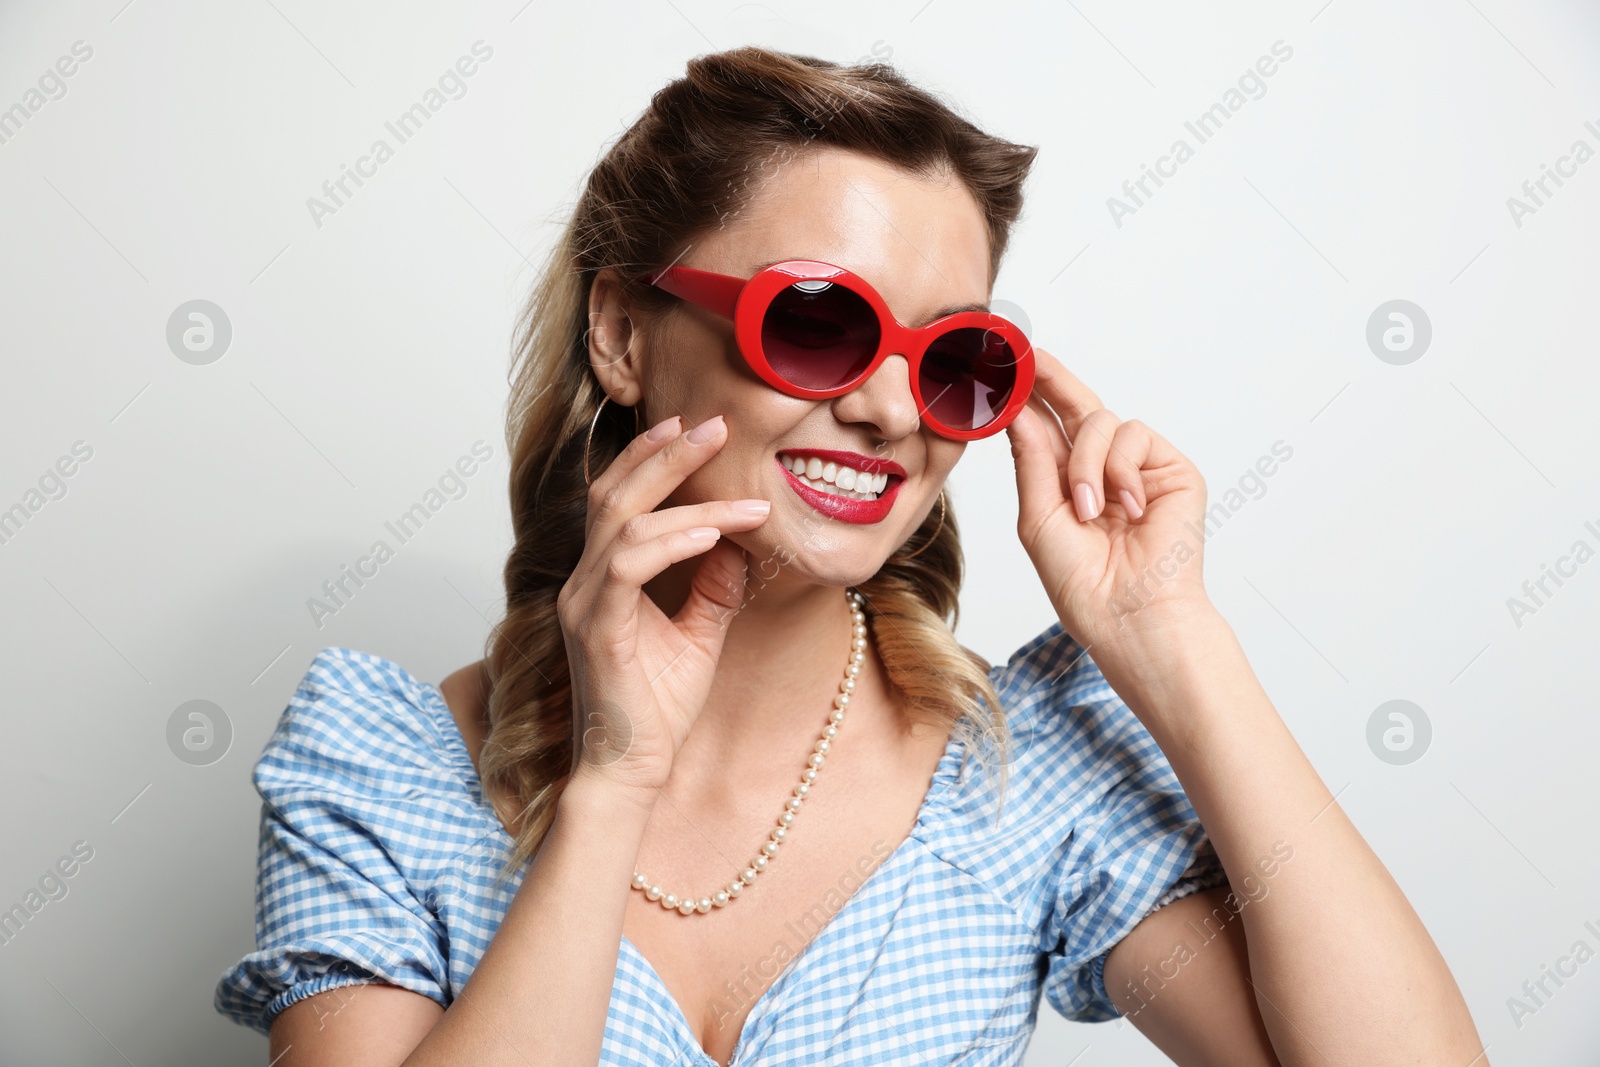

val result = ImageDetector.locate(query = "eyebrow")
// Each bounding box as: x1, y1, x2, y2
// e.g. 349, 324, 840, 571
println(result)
749, 259, 989, 327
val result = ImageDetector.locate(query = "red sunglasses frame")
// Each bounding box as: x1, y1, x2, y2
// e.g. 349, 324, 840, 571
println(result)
641, 259, 1035, 442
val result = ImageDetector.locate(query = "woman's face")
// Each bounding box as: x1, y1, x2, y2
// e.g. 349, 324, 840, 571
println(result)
608, 145, 993, 588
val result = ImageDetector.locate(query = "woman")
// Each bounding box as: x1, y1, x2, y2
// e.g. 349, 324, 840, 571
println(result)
215, 46, 1485, 1066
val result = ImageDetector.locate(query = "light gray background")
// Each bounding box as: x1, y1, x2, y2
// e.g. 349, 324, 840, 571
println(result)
2, 0, 1597, 1064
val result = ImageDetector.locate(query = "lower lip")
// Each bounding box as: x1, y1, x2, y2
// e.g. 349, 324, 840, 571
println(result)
776, 458, 901, 524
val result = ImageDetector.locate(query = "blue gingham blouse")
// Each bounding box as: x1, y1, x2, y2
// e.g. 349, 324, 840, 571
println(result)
214, 618, 1227, 1064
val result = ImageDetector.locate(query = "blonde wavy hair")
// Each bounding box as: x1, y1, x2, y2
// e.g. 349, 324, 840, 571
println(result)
479, 45, 1039, 882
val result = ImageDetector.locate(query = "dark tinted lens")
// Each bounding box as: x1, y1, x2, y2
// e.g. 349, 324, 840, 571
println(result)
761, 280, 880, 391
919, 327, 1019, 432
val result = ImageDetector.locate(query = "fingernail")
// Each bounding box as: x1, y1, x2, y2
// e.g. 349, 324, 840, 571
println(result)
687, 415, 725, 444
646, 416, 681, 442
733, 499, 770, 514
687, 526, 721, 540
1073, 482, 1099, 522
1119, 489, 1144, 520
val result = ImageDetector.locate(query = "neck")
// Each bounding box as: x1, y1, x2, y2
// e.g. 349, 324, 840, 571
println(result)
643, 549, 880, 792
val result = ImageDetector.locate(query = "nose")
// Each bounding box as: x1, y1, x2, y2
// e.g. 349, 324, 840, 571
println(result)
829, 353, 922, 441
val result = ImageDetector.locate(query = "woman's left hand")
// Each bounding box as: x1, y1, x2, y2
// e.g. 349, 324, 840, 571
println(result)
1004, 346, 1214, 654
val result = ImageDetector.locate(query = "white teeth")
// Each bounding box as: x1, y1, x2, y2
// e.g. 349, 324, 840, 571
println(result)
780, 454, 892, 500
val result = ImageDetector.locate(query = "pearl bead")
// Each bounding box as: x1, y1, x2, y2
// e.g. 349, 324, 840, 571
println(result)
628, 588, 866, 917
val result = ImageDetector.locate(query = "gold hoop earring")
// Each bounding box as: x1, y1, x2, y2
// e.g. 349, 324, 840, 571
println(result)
583, 394, 641, 487
893, 489, 946, 562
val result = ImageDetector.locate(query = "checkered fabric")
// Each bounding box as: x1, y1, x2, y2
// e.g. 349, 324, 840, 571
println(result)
214, 618, 1227, 1064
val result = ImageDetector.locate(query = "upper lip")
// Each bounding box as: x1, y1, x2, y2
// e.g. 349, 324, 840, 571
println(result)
777, 448, 906, 479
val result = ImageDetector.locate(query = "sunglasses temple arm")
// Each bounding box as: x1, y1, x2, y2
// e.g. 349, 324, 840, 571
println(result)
644, 264, 742, 321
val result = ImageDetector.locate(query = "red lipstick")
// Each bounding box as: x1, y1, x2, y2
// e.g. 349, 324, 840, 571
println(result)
775, 456, 903, 525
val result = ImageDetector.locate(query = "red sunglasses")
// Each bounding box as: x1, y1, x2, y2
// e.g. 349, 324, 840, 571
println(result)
641, 259, 1035, 441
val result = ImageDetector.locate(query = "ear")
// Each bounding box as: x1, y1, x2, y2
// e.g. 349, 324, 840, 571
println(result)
587, 268, 646, 406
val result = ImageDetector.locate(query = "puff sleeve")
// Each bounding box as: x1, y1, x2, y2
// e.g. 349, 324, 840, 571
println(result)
213, 650, 457, 1035
995, 621, 1230, 1023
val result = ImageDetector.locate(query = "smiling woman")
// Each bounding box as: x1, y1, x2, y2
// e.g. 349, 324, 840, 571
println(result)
213, 43, 1486, 1067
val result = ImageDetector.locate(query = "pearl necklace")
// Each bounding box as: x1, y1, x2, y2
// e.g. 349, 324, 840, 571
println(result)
630, 587, 868, 916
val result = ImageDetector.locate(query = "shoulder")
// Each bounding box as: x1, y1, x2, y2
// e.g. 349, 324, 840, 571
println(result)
982, 619, 1132, 771
255, 647, 480, 813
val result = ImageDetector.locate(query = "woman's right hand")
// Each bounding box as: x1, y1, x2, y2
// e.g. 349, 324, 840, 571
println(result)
556, 412, 771, 807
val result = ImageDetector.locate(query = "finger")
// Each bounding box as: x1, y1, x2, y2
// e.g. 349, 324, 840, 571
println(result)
1104, 419, 1155, 520
1006, 403, 1068, 529
1029, 347, 1104, 444
612, 498, 772, 551
1025, 391, 1072, 480
1065, 408, 1121, 521
586, 409, 683, 529
672, 537, 750, 649
587, 414, 727, 546
590, 525, 727, 633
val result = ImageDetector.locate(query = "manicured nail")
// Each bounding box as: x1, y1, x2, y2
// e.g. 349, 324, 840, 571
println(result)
687, 526, 721, 540
733, 499, 770, 514
1072, 482, 1099, 522
646, 416, 681, 442
686, 415, 725, 444
1119, 489, 1144, 520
